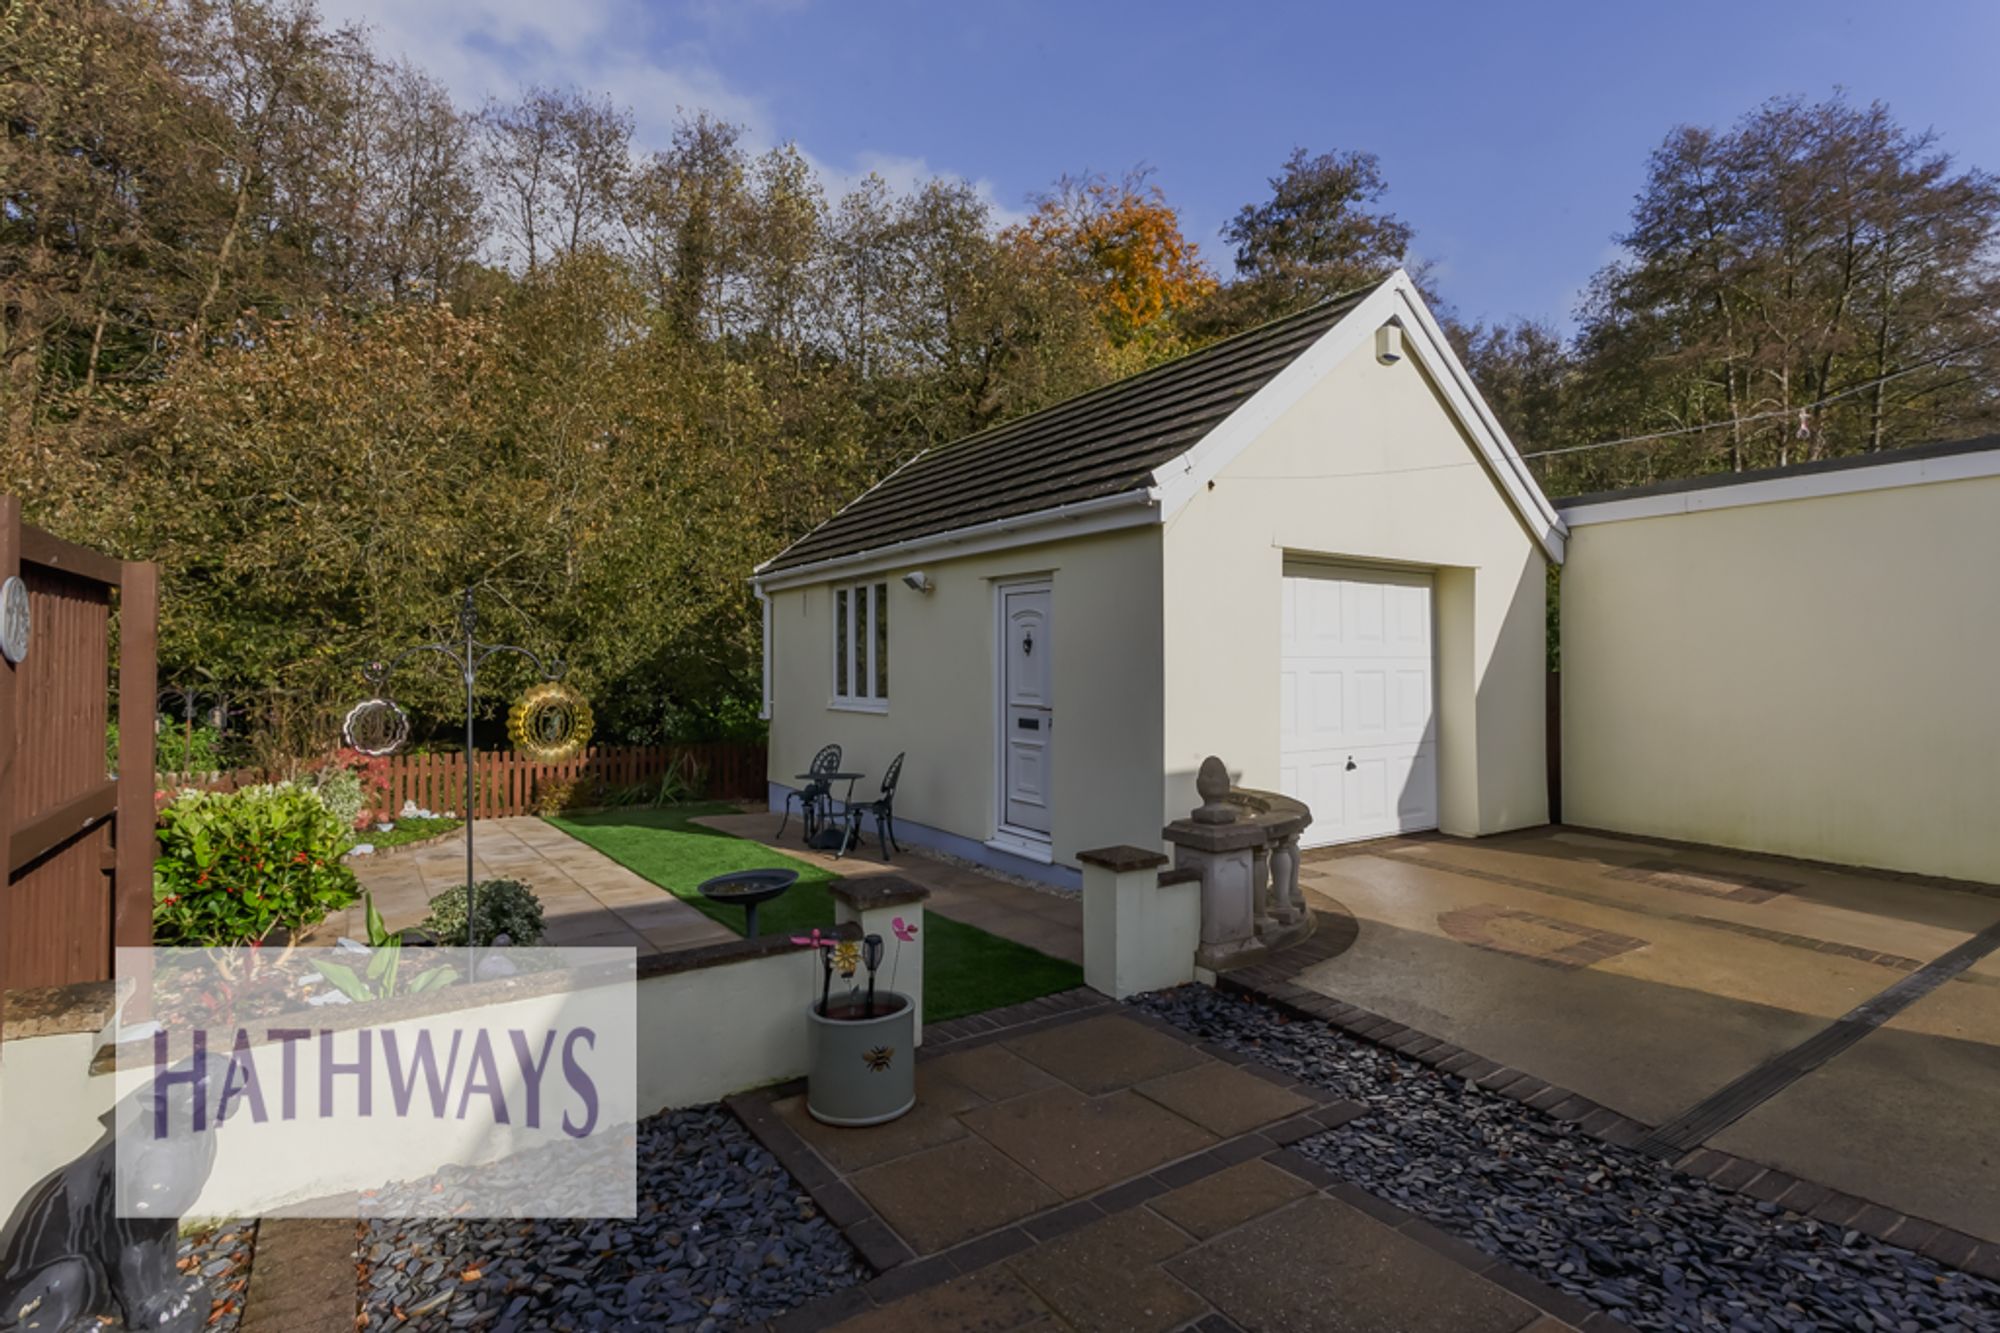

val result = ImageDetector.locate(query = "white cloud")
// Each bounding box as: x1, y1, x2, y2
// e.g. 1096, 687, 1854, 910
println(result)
319, 0, 1024, 223
318, 0, 767, 144
810, 149, 1032, 229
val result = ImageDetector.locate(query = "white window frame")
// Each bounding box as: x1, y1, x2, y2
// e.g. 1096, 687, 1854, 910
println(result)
831, 580, 889, 712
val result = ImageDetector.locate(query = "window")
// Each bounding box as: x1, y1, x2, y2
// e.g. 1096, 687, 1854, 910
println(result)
833, 581, 889, 708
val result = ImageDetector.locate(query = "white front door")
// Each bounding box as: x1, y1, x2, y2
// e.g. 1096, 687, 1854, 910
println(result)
1279, 563, 1438, 848
999, 582, 1053, 837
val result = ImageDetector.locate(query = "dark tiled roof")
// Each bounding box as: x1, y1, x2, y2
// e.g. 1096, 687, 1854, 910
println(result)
1557, 434, 2000, 508
758, 283, 1381, 576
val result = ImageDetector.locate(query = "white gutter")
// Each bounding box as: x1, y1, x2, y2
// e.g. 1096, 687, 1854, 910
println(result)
751, 488, 1161, 593
1559, 443, 2000, 525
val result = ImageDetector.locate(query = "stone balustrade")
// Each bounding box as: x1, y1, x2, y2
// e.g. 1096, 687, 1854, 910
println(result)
1162, 756, 1314, 970
1076, 756, 1315, 998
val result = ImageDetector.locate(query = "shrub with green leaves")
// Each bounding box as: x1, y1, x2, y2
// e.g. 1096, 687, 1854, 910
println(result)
308, 763, 368, 830
154, 783, 360, 946
306, 749, 388, 830
421, 878, 545, 947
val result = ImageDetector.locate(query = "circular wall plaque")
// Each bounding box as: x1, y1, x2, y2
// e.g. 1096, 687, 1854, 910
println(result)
0, 576, 28, 664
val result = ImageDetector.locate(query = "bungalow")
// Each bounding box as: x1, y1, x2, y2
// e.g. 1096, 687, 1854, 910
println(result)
752, 271, 1565, 886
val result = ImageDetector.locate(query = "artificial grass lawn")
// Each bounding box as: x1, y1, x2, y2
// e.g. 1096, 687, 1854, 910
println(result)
547, 803, 1083, 1022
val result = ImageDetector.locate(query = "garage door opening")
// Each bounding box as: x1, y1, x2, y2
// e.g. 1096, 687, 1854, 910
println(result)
1279, 562, 1439, 848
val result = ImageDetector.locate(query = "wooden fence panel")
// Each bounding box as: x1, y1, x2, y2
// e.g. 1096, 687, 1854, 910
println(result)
0, 498, 12, 1037
114, 562, 157, 950
2, 500, 158, 1010
158, 740, 768, 816
8, 557, 116, 991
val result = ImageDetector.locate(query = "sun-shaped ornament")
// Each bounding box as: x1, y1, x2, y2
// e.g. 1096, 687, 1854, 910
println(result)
508, 680, 593, 763
343, 697, 411, 756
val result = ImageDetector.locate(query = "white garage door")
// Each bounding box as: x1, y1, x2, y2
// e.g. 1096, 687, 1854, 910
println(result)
1279, 563, 1438, 849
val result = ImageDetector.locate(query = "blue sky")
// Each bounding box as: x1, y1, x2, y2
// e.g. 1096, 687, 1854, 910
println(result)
326, 0, 2000, 331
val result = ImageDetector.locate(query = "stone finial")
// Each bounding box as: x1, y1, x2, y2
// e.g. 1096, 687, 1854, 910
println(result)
1191, 756, 1238, 825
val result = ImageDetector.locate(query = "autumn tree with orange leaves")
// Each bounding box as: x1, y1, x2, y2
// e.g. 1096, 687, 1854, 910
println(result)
1010, 169, 1216, 362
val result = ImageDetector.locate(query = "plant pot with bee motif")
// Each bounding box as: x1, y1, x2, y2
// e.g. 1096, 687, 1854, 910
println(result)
805, 992, 915, 1126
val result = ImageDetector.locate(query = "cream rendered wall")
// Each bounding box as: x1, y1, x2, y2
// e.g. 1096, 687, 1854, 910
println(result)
766, 525, 1165, 866
0, 1030, 117, 1236
0, 949, 875, 1228
1562, 475, 2000, 883
1162, 341, 1549, 836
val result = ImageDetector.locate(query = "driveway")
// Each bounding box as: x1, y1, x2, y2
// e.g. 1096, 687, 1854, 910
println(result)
1291, 826, 2000, 1244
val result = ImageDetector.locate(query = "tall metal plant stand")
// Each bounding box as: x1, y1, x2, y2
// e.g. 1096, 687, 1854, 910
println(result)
362, 588, 563, 954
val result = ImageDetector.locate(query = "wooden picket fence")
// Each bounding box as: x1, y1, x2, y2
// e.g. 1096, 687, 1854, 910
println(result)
160, 741, 767, 817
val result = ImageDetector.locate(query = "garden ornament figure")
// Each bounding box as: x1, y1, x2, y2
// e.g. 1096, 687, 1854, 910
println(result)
0, 1057, 223, 1333
507, 681, 593, 763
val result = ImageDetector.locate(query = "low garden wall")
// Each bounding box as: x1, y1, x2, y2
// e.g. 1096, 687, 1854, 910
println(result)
0, 881, 929, 1228
637, 877, 930, 1111
0, 983, 122, 1245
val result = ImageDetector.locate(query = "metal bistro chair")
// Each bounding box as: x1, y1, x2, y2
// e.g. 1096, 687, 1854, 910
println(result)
779, 743, 842, 841
839, 752, 904, 861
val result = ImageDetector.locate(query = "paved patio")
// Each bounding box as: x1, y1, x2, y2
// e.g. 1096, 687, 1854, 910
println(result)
319, 816, 736, 956
735, 1001, 1592, 1332
329, 810, 1085, 966
1288, 826, 2000, 1244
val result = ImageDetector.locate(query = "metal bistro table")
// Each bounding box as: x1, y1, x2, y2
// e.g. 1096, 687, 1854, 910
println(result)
796, 770, 866, 850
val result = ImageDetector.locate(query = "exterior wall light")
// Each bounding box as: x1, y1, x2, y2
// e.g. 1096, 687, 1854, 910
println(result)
1376, 323, 1404, 365
901, 570, 934, 594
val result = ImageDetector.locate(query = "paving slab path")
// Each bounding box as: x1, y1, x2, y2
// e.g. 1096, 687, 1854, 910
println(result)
735, 996, 1595, 1332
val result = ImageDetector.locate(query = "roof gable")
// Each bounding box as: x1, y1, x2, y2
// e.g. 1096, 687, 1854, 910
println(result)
1151, 273, 1566, 561
755, 271, 1563, 587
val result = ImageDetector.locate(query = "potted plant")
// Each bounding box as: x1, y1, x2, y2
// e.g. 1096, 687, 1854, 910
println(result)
793, 917, 918, 1126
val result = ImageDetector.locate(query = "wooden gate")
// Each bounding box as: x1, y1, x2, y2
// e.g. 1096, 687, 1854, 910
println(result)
0, 497, 157, 1040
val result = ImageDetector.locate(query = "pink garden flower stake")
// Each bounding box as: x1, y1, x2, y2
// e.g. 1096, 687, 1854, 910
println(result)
888, 917, 918, 997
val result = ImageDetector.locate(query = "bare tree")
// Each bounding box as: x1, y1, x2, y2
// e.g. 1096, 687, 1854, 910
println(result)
163, 0, 373, 335
480, 86, 631, 274
368, 64, 486, 299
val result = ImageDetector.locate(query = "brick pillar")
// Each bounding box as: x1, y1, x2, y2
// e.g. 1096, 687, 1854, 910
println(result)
1079, 845, 1200, 1000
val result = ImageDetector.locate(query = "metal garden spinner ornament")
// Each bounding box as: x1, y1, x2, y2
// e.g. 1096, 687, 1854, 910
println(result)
342, 696, 410, 757
507, 680, 593, 764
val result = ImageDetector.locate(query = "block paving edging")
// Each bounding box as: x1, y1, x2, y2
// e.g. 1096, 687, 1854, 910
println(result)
1218, 920, 2000, 1285
729, 987, 1617, 1332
